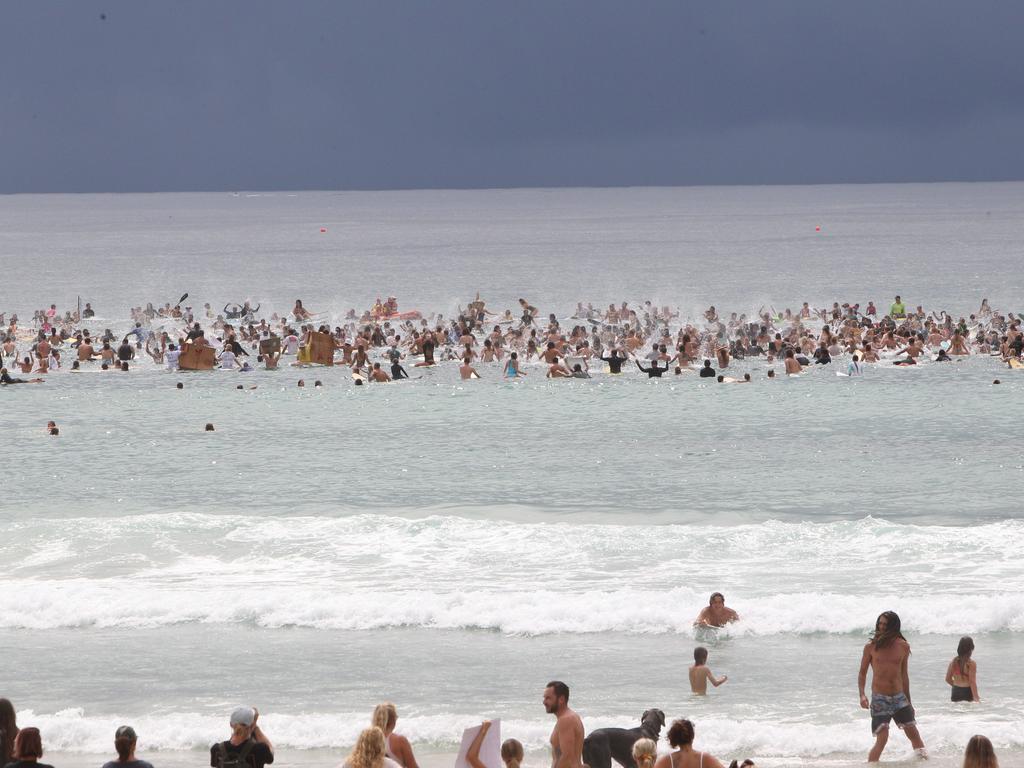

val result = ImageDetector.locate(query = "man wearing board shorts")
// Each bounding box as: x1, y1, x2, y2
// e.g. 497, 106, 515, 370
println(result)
858, 611, 927, 761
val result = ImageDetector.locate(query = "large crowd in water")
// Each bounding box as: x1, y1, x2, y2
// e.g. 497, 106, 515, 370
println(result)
2, 293, 1023, 384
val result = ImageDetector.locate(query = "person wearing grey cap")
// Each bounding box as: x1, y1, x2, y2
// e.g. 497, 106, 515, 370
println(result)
210, 707, 274, 768
101, 726, 154, 768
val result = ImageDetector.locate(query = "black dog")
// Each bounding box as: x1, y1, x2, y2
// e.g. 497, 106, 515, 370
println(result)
582, 709, 665, 768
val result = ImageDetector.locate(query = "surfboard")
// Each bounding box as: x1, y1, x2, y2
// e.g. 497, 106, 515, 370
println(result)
1009, 358, 1024, 369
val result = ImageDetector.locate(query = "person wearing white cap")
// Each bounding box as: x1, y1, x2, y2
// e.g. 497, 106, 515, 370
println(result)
210, 707, 274, 768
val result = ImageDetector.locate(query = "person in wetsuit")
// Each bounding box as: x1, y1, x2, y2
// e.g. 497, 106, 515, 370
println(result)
600, 349, 628, 374
636, 359, 668, 378
699, 359, 716, 378
1, 367, 43, 384
391, 361, 409, 380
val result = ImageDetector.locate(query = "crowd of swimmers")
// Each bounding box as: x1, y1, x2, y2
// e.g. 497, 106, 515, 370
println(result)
0, 603, 996, 768
2, 294, 1023, 385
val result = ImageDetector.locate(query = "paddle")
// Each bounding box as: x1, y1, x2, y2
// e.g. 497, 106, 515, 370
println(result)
174, 293, 188, 308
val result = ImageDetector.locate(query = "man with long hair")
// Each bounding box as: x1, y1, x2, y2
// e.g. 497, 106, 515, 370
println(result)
857, 611, 927, 761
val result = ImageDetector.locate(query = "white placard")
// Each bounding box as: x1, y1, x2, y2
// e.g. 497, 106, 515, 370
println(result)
454, 719, 502, 768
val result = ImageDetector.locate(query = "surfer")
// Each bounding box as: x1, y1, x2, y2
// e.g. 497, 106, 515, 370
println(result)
600, 348, 628, 374
695, 593, 739, 627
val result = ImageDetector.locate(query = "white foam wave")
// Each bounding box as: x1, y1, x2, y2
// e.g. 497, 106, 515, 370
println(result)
2, 581, 1024, 636
21, 709, 1024, 758
3, 514, 1024, 635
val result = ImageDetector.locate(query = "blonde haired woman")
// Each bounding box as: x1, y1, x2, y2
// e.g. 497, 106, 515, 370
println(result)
343, 727, 401, 768
633, 738, 658, 768
371, 703, 420, 768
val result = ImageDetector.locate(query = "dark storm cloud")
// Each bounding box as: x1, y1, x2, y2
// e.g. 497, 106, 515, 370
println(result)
1, 0, 1022, 192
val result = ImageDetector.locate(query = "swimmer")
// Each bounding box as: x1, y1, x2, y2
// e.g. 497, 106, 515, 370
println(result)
635, 358, 668, 378
503, 352, 526, 378
689, 647, 728, 694
460, 357, 480, 380
547, 357, 572, 378
695, 592, 739, 627
570, 364, 590, 379
784, 349, 802, 375
369, 362, 391, 382
599, 348, 628, 374
0, 367, 43, 384
847, 353, 864, 375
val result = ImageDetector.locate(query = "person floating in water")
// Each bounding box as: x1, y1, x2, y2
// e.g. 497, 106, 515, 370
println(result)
694, 592, 739, 627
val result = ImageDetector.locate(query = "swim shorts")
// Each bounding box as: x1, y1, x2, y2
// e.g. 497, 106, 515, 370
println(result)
870, 692, 916, 734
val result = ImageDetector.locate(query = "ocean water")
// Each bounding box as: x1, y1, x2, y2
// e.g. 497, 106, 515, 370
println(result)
2, 183, 1024, 768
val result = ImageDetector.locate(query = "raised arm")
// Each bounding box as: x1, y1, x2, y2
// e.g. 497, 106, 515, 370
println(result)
466, 721, 492, 768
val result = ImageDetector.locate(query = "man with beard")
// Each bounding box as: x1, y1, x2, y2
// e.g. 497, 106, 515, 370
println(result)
544, 681, 583, 768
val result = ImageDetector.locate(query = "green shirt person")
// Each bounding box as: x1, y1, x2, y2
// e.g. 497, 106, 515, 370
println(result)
889, 295, 906, 317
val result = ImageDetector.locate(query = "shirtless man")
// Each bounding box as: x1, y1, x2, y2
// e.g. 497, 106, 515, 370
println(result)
543, 681, 583, 768
78, 339, 96, 361
694, 592, 739, 627
460, 357, 480, 380
369, 362, 391, 382
547, 357, 572, 378
858, 611, 926, 762
783, 349, 802, 375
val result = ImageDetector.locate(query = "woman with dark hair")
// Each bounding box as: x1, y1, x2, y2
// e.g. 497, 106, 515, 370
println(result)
946, 637, 980, 702
653, 719, 723, 768
0, 699, 18, 767
101, 726, 154, 768
4, 727, 53, 768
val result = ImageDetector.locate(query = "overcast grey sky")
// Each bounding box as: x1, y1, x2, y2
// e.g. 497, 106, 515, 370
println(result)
1, 1, 1022, 193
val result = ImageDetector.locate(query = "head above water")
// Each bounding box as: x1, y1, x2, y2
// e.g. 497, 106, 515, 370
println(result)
694, 646, 708, 665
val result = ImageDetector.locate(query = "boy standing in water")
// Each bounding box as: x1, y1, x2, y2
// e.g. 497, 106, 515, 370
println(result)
858, 611, 927, 761
689, 647, 727, 694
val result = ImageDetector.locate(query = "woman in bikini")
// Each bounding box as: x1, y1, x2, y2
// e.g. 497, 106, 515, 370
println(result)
653, 719, 724, 768
945, 636, 979, 702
